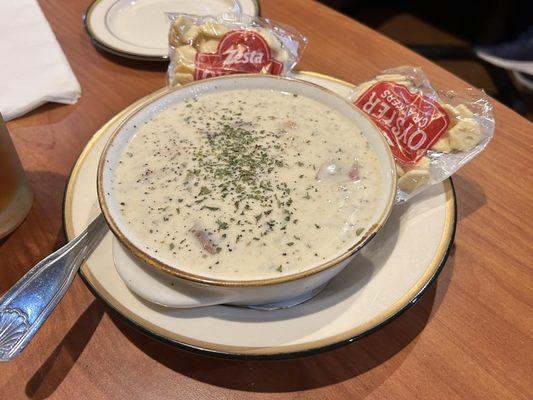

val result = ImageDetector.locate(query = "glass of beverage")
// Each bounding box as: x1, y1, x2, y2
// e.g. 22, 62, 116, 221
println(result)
0, 114, 33, 239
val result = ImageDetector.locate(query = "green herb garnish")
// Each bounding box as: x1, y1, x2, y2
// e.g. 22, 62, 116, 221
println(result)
216, 220, 228, 230
201, 205, 219, 211
199, 186, 211, 196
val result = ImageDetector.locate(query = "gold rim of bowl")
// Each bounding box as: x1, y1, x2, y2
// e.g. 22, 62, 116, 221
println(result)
96, 74, 398, 287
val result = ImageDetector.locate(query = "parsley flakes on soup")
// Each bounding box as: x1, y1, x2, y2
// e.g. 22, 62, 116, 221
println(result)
112, 88, 382, 280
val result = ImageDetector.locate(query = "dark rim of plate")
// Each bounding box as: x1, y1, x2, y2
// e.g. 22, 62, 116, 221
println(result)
61, 69, 456, 360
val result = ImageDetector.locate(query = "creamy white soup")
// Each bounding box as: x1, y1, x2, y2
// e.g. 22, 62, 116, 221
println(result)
112, 89, 382, 280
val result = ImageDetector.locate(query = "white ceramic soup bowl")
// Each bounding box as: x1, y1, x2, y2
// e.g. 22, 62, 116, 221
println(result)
97, 74, 397, 308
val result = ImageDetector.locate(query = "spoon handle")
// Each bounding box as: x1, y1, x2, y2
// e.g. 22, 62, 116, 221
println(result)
0, 214, 107, 361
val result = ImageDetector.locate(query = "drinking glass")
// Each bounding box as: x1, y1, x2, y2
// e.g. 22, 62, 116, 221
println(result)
0, 114, 32, 239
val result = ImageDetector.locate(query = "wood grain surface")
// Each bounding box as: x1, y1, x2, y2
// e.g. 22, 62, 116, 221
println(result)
1, 0, 532, 399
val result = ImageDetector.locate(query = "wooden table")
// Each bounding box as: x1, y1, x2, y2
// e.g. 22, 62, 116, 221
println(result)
1, 0, 532, 398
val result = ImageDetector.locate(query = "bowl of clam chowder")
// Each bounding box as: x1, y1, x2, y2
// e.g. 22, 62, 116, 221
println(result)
97, 75, 397, 307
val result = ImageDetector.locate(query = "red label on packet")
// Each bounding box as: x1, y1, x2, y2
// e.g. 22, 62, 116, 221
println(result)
354, 82, 450, 164
195, 30, 284, 80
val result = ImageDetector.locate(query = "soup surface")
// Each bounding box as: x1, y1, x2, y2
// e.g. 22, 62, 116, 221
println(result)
112, 89, 382, 280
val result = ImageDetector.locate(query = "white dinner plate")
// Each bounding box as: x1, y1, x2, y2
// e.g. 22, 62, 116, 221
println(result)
83, 0, 260, 61
64, 71, 456, 358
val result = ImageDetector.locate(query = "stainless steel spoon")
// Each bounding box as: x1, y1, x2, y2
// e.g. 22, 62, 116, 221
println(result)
0, 213, 107, 361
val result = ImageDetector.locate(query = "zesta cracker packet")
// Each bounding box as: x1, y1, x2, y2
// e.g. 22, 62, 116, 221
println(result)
166, 13, 307, 86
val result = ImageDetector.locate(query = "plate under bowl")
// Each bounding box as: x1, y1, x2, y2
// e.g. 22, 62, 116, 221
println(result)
64, 71, 456, 358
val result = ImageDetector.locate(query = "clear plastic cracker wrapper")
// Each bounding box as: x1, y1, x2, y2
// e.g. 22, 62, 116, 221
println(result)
166, 11, 307, 86
349, 66, 495, 202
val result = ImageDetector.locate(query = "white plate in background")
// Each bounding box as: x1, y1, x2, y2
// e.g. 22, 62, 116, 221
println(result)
84, 0, 259, 60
